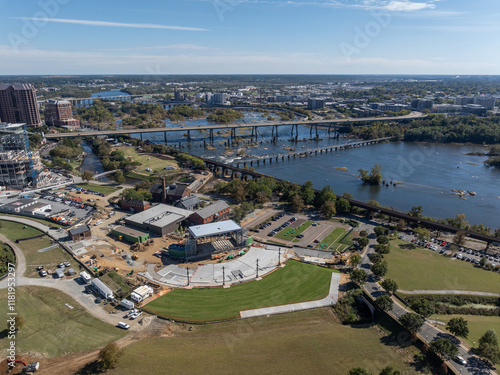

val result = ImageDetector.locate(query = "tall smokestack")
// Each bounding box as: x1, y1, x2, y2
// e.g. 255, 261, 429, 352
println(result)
162, 177, 166, 203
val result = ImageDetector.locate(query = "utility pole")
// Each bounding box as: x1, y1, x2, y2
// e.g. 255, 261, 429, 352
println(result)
278, 248, 281, 266
186, 267, 190, 286
222, 266, 225, 286
256, 259, 259, 278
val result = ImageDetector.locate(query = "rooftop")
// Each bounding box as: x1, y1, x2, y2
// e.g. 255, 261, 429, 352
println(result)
188, 220, 242, 239
125, 204, 192, 228
193, 200, 229, 220
68, 225, 91, 236
112, 225, 148, 238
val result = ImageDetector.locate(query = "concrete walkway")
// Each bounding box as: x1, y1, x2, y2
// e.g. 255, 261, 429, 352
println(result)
239, 271, 340, 319
399, 289, 500, 297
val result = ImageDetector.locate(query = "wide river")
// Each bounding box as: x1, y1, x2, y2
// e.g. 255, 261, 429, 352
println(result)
86, 92, 499, 229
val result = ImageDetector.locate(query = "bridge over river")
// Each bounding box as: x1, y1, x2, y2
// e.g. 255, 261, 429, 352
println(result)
43, 112, 424, 141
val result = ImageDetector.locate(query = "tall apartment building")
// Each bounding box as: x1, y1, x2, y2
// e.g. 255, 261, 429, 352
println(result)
44, 100, 80, 128
210, 93, 228, 105
0, 84, 42, 127
0, 123, 44, 187
307, 98, 325, 110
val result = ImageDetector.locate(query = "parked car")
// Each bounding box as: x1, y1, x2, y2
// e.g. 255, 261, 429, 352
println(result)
455, 356, 467, 365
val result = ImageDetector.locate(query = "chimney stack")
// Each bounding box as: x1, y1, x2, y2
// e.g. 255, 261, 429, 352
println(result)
162, 177, 167, 203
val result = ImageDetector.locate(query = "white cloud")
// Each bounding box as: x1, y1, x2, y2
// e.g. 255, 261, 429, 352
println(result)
383, 1, 435, 12
11, 17, 208, 32
103, 44, 210, 52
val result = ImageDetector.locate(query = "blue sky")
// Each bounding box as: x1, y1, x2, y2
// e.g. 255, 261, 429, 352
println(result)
0, 0, 499, 75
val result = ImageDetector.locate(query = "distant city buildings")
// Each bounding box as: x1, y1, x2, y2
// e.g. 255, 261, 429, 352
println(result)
454, 95, 496, 111
0, 84, 42, 127
0, 123, 45, 187
370, 103, 409, 112
411, 99, 434, 111
206, 93, 228, 105
44, 99, 80, 128
307, 98, 325, 110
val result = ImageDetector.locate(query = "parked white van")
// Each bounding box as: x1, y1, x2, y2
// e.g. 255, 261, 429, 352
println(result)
118, 321, 130, 330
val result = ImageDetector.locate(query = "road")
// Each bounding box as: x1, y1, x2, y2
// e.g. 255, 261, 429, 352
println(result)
43, 112, 425, 139
358, 219, 495, 375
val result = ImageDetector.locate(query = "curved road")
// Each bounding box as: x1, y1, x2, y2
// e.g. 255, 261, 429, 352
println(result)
358, 219, 496, 375
0, 218, 140, 330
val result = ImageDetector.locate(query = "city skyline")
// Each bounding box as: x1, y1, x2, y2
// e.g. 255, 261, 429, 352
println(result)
0, 0, 499, 75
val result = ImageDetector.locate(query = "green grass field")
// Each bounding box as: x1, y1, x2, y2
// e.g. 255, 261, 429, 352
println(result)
0, 286, 126, 357
429, 314, 500, 347
144, 260, 334, 322
124, 171, 156, 181
273, 221, 312, 240
74, 183, 120, 196
316, 227, 352, 252
107, 308, 421, 375
120, 146, 178, 176
385, 240, 500, 293
0, 220, 74, 277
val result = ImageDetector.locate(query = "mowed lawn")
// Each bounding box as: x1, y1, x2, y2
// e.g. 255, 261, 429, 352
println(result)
316, 227, 351, 252
385, 240, 500, 293
107, 309, 421, 375
274, 221, 312, 241
0, 220, 74, 277
120, 146, 178, 175
0, 286, 126, 357
74, 183, 120, 196
144, 260, 334, 322
429, 314, 500, 347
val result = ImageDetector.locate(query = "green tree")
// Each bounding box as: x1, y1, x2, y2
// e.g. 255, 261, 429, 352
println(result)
396, 219, 406, 232
454, 230, 466, 246
300, 180, 315, 206
399, 313, 424, 335
290, 194, 304, 213
357, 237, 369, 248
320, 201, 337, 218
376, 294, 393, 311
98, 342, 124, 370
430, 338, 458, 361
446, 317, 469, 339
381, 279, 398, 294
335, 198, 351, 215
374, 226, 389, 236
374, 244, 390, 254
479, 329, 498, 347
478, 343, 500, 364
350, 269, 368, 285
358, 164, 382, 185
14, 315, 25, 331
369, 253, 383, 264
371, 261, 388, 278
315, 185, 335, 208
81, 169, 95, 181
348, 368, 371, 375
408, 206, 423, 218
114, 170, 126, 184
414, 227, 430, 242
350, 254, 362, 268
410, 299, 434, 318
359, 230, 368, 237
379, 366, 400, 375
376, 235, 388, 245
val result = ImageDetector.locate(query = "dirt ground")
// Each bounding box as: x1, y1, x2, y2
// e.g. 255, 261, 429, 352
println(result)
1, 317, 176, 375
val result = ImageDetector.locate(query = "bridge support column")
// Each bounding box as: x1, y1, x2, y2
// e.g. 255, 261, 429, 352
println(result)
140, 132, 143, 140
164, 132, 167, 143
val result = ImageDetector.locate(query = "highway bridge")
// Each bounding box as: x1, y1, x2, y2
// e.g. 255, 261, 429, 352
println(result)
43, 112, 425, 140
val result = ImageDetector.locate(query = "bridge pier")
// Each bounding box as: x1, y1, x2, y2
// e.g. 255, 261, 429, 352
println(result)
164, 132, 167, 143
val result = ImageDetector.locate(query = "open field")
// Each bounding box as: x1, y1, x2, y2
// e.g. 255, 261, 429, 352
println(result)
74, 183, 121, 196
120, 146, 178, 176
316, 227, 352, 252
0, 220, 74, 277
124, 170, 155, 181
274, 220, 312, 240
144, 260, 334, 322
429, 314, 500, 347
107, 308, 421, 375
0, 286, 126, 357
385, 240, 500, 293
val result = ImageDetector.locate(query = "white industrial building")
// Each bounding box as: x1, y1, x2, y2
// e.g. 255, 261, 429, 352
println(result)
91, 278, 114, 299
130, 285, 154, 303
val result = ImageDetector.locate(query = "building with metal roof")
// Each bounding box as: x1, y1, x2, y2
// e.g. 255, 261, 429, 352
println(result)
91, 278, 114, 299
185, 220, 247, 260
189, 200, 230, 225
175, 195, 202, 211
124, 204, 192, 236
